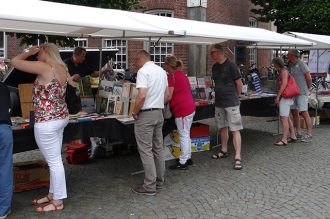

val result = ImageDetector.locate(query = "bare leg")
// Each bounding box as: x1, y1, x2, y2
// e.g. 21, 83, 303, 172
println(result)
232, 130, 241, 160
301, 111, 312, 136
291, 109, 301, 134
220, 127, 229, 152
288, 116, 297, 139
280, 116, 289, 144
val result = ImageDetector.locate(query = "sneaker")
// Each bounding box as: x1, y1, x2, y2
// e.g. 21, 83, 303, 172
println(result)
296, 133, 303, 141
301, 134, 312, 143
176, 158, 193, 165
156, 184, 163, 190
169, 162, 188, 170
0, 209, 11, 219
131, 186, 156, 196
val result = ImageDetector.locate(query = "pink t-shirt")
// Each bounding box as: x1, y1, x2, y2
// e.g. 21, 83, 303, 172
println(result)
168, 70, 195, 118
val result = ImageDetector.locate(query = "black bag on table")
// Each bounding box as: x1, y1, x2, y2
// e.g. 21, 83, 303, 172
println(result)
65, 84, 82, 114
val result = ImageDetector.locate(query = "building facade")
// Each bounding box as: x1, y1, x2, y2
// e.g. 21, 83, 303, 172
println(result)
1, 0, 273, 77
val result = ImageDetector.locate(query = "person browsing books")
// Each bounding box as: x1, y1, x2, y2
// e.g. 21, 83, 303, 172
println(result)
11, 43, 69, 213
164, 56, 195, 170
0, 82, 13, 219
131, 50, 169, 196
272, 57, 297, 146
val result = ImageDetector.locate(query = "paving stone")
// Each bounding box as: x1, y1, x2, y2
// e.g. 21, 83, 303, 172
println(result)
9, 117, 330, 218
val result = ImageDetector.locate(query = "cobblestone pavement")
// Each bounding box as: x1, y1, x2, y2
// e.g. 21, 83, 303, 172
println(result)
9, 117, 330, 219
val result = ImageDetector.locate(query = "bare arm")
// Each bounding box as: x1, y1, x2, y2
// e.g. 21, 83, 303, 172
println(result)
132, 87, 147, 119
235, 78, 243, 95
304, 71, 312, 90
11, 46, 48, 75
166, 87, 173, 103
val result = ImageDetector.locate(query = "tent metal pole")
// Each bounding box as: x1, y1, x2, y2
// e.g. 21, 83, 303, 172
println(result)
99, 37, 103, 71
315, 49, 320, 126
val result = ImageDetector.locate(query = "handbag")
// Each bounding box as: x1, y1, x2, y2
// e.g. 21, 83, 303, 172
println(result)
281, 75, 300, 98
163, 103, 172, 119
65, 84, 82, 114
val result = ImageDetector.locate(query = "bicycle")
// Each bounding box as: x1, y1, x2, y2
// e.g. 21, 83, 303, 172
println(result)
311, 73, 330, 93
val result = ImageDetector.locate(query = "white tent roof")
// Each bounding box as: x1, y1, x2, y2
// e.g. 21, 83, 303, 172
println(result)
124, 12, 314, 46
283, 32, 330, 49
249, 32, 329, 50
0, 0, 184, 38
0, 0, 314, 47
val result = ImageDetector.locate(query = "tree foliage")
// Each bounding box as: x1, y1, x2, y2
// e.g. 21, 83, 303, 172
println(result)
10, 0, 143, 47
250, 0, 330, 35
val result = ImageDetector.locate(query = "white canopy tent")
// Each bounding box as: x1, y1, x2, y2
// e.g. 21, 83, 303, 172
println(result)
123, 12, 314, 46
284, 32, 330, 49
0, 0, 314, 47
0, 0, 184, 38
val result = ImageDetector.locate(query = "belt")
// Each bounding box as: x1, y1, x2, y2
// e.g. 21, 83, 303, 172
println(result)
140, 108, 162, 112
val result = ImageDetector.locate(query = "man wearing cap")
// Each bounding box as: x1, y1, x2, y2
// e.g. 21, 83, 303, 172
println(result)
287, 49, 313, 142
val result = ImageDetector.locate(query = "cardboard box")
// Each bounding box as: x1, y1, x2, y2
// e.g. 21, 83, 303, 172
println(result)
128, 100, 135, 116
18, 83, 33, 103
20, 102, 33, 118
13, 160, 49, 192
300, 116, 320, 129
191, 136, 210, 152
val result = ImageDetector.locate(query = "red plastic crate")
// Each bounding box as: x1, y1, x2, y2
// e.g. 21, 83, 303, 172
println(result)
190, 123, 209, 138
66, 143, 89, 164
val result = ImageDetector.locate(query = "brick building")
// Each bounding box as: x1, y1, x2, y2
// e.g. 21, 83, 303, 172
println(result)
1, 0, 273, 77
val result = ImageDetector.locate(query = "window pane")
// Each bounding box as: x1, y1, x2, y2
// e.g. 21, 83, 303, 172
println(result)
146, 11, 174, 66
104, 39, 127, 70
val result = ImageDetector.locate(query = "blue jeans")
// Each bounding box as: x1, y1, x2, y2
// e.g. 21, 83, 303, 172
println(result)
0, 124, 13, 216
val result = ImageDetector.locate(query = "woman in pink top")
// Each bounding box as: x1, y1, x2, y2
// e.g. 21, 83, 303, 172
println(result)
164, 56, 195, 170
11, 43, 70, 213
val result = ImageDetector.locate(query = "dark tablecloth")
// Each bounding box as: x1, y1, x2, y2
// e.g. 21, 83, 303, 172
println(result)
13, 96, 276, 153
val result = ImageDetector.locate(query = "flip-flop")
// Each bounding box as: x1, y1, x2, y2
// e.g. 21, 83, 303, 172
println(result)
32, 195, 52, 206
35, 202, 64, 213
274, 140, 288, 146
287, 137, 297, 143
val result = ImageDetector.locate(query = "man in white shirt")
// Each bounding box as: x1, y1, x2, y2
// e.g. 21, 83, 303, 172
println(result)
132, 50, 169, 196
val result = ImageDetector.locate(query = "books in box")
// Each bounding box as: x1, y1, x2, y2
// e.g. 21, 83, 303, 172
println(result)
13, 160, 49, 192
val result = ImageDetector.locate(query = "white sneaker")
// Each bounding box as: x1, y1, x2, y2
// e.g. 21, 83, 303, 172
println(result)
301, 134, 312, 143
0, 209, 11, 219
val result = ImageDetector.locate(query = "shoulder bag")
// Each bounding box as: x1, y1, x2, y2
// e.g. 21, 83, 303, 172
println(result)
281, 75, 300, 98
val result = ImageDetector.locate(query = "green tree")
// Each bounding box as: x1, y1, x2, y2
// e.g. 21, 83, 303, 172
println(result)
250, 0, 330, 35
11, 0, 143, 47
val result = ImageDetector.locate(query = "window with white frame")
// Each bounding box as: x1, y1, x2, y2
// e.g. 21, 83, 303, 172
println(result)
249, 18, 257, 67
0, 32, 5, 58
75, 38, 88, 48
146, 10, 174, 66
103, 39, 127, 69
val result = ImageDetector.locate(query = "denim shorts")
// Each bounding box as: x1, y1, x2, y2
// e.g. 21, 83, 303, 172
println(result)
279, 97, 294, 117
291, 95, 308, 112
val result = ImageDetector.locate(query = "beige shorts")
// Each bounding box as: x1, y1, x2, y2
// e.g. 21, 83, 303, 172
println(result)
215, 106, 243, 131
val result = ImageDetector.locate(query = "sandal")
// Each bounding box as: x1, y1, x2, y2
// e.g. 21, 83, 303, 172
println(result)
234, 159, 242, 170
287, 137, 297, 143
35, 201, 64, 213
32, 195, 52, 206
274, 140, 287, 146
212, 149, 228, 159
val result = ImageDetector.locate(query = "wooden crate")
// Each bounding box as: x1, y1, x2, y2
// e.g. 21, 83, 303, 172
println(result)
20, 102, 33, 119
18, 83, 33, 103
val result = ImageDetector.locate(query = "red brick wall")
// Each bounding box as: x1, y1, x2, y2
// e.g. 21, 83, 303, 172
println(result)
5, 0, 272, 76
